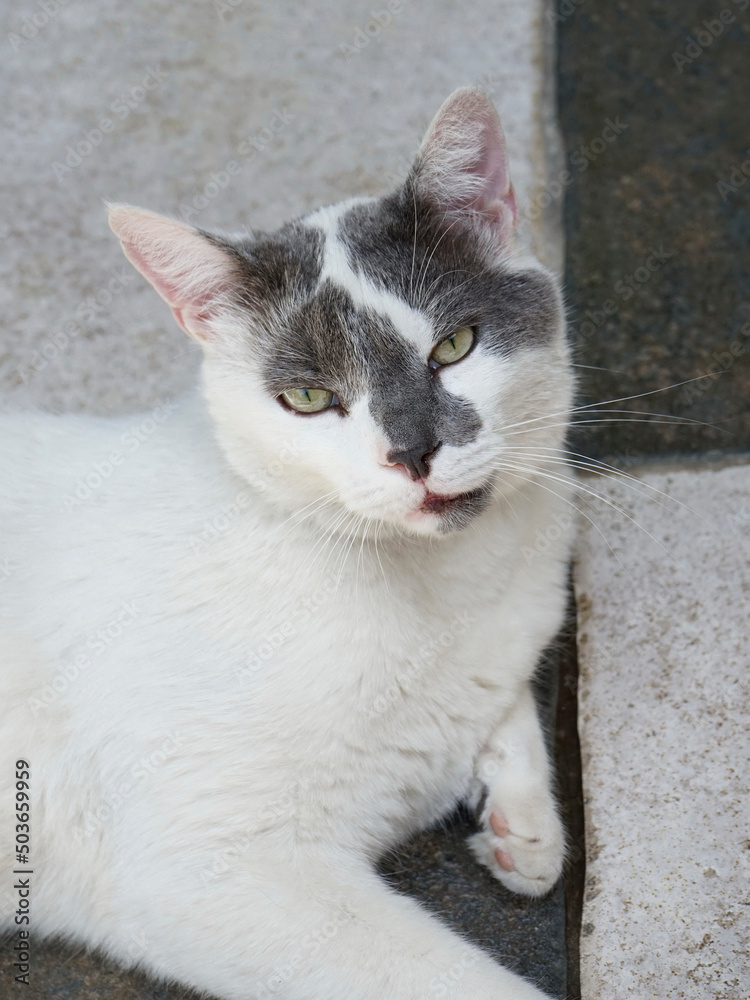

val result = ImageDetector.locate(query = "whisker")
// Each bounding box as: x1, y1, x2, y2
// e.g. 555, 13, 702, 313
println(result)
492, 470, 624, 569
313, 507, 354, 573
372, 519, 392, 598
409, 183, 418, 302
496, 460, 677, 562
270, 491, 341, 545
500, 375, 732, 434
570, 363, 629, 375
169, 347, 203, 361
414, 217, 463, 305
428, 269, 483, 312
333, 514, 366, 604
498, 445, 710, 525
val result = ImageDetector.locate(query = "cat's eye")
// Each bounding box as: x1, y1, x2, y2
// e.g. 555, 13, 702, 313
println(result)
430, 326, 475, 367
280, 388, 338, 414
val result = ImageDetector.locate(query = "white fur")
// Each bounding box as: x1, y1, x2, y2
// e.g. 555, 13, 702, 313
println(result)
307, 198, 437, 357
0, 384, 574, 1000
0, 90, 576, 1000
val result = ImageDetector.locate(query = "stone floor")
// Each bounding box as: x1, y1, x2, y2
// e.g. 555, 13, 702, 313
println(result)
0, 0, 562, 418
4, 0, 750, 997
559, 3, 750, 996
559, 0, 750, 462
575, 460, 750, 999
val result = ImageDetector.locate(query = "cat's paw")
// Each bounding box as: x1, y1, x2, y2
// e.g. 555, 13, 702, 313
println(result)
468, 800, 564, 898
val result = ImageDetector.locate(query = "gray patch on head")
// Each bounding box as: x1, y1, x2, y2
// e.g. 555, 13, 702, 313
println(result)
335, 183, 562, 355
206, 221, 325, 317
251, 268, 482, 470
207, 209, 489, 479
360, 306, 481, 476
256, 280, 369, 396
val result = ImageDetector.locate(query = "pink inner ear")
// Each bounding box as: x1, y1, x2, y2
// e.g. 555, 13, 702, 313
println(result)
417, 89, 519, 242
471, 123, 518, 226
108, 205, 235, 341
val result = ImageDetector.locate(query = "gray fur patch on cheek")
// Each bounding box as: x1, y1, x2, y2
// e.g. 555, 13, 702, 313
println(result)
368, 372, 482, 454
363, 321, 482, 456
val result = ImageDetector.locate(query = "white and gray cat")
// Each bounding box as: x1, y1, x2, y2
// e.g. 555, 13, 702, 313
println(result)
1, 89, 575, 999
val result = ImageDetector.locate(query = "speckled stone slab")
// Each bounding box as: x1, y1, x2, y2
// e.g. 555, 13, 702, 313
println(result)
1, 0, 562, 418
574, 461, 750, 999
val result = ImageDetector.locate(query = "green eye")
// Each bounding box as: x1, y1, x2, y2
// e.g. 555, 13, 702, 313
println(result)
280, 388, 336, 413
430, 326, 474, 367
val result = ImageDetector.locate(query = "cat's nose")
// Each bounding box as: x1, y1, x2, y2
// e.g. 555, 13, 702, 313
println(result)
386, 441, 442, 482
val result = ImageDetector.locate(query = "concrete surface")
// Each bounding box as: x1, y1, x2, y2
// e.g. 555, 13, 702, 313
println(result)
1, 0, 563, 418
574, 461, 750, 999
1, 2, 571, 997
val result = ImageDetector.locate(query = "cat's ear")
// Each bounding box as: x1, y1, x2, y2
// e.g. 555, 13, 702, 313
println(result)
107, 204, 238, 342
412, 88, 518, 243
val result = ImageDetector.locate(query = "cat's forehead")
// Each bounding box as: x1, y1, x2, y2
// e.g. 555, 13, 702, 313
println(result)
234, 190, 557, 363
228, 190, 559, 429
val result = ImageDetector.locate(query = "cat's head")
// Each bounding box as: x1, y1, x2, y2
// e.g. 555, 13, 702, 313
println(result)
109, 88, 572, 539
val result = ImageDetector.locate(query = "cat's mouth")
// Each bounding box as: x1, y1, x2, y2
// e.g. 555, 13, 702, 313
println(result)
418, 485, 490, 517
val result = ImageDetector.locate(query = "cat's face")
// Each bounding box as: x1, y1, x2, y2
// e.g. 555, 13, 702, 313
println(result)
109, 89, 572, 539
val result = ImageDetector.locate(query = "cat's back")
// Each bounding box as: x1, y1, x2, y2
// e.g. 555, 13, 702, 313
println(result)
0, 394, 267, 675
0, 394, 231, 545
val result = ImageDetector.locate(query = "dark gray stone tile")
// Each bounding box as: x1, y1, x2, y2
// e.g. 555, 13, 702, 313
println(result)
0, 937, 201, 1000
558, 0, 750, 462
379, 818, 567, 1000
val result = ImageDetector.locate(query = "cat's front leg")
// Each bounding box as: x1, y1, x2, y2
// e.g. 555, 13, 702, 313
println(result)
468, 683, 565, 897
123, 852, 554, 1000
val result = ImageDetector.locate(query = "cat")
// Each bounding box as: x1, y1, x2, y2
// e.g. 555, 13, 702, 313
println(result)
0, 88, 575, 999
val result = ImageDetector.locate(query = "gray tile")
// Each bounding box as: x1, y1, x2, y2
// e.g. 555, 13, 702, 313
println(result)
558, 1, 750, 462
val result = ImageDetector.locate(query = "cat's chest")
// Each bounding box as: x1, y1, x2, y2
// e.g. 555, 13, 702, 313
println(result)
205, 522, 528, 749
260, 553, 519, 846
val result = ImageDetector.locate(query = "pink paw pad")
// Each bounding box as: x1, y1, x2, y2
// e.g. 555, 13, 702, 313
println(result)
494, 847, 516, 872
489, 811, 511, 838
489, 812, 516, 872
